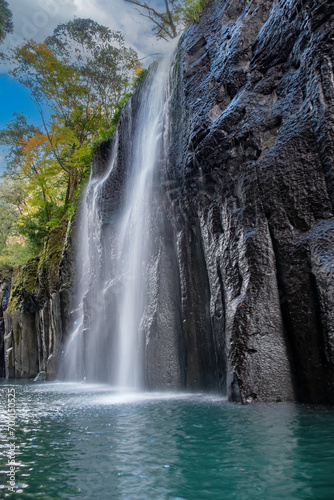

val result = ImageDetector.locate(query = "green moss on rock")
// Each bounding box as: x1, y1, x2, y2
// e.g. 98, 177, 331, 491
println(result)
8, 258, 39, 313
37, 221, 69, 295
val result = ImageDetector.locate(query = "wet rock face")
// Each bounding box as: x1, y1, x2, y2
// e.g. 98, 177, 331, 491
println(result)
2, 224, 75, 380
167, 0, 334, 402
0, 280, 11, 377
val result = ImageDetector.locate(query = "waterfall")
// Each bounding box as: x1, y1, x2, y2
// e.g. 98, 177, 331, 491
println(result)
61, 43, 178, 390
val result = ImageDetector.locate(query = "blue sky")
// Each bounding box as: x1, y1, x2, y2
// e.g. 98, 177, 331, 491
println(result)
0, 0, 169, 171
0, 77, 43, 128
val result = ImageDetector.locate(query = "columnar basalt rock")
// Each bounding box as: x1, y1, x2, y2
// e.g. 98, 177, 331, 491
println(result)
0, 279, 11, 378
2, 223, 75, 380
166, 0, 334, 403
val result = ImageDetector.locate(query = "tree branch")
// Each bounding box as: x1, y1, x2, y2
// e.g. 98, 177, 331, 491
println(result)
124, 0, 177, 39
133, 8, 171, 40
125, 0, 166, 22
164, 0, 177, 37
33, 98, 71, 174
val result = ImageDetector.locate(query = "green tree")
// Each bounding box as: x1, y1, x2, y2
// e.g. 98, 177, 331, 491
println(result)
0, 20, 140, 258
0, 177, 25, 212
0, 179, 29, 269
0, 184, 20, 250
46, 19, 139, 124
0, 127, 67, 252
19, 133, 67, 226
0, 0, 13, 43
9, 19, 139, 203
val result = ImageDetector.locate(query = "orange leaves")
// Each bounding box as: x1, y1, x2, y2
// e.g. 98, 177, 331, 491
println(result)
134, 66, 144, 77
19, 133, 50, 178
15, 131, 65, 214
20, 133, 49, 154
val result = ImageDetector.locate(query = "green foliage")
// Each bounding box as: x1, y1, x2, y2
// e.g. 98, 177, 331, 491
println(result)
0, 199, 18, 249
0, 18, 147, 271
0, 0, 13, 43
0, 242, 35, 270
8, 20, 139, 205
0, 177, 26, 208
0, 180, 25, 251
45, 18, 139, 126
38, 221, 68, 271
0, 199, 18, 246
0, 18, 142, 267
91, 93, 132, 152
182, 0, 211, 24
133, 68, 149, 91
90, 128, 115, 152
36, 222, 69, 300
18, 202, 66, 251
8, 258, 39, 313
111, 93, 132, 127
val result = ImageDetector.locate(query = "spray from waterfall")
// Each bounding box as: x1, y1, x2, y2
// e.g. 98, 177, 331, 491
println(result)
61, 42, 178, 389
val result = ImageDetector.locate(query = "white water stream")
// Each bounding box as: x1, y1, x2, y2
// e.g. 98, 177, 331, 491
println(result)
61, 44, 177, 388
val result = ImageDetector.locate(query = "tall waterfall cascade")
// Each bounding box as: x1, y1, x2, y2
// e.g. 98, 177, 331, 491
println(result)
61, 45, 179, 389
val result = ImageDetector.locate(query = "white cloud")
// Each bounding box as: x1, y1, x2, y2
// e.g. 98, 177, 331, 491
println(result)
4, 0, 171, 64
5, 0, 76, 46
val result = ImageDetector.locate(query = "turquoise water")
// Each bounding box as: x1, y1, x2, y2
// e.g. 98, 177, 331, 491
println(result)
1, 382, 334, 499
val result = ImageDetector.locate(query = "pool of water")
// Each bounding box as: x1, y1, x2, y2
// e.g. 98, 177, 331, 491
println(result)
1, 381, 334, 499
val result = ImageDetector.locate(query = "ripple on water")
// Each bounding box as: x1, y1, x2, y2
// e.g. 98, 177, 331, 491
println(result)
0, 381, 334, 499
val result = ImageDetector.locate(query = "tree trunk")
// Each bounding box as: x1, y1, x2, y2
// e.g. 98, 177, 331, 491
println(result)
65, 169, 79, 207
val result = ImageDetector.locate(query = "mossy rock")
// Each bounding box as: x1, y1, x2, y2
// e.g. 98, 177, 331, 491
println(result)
8, 258, 39, 313
37, 221, 69, 297
0, 263, 14, 281
7, 220, 70, 313
39, 222, 68, 267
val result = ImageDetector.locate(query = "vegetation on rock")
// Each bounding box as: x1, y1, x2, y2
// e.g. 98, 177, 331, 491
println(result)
8, 259, 39, 313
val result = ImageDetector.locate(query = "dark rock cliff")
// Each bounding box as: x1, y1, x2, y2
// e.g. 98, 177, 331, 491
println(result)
2, 0, 334, 404
165, 0, 334, 403
0, 223, 75, 379
82, 0, 334, 403
0, 278, 11, 378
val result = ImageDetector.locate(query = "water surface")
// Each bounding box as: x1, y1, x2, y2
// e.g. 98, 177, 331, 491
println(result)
1, 381, 334, 499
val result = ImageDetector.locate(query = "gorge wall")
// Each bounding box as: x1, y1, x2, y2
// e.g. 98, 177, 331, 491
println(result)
1, 0, 334, 404
0, 223, 75, 381
169, 0, 334, 403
